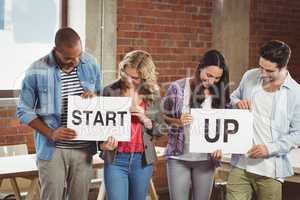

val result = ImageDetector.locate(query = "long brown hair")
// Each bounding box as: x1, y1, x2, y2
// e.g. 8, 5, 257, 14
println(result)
190, 50, 230, 109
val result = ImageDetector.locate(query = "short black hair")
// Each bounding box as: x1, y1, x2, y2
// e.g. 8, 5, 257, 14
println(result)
259, 40, 291, 69
54, 27, 81, 49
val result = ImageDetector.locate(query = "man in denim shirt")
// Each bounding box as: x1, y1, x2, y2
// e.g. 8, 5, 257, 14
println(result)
226, 40, 300, 200
17, 27, 101, 200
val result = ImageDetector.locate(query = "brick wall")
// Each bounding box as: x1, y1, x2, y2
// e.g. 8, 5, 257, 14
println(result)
1, 0, 300, 181
249, 0, 300, 81
0, 105, 35, 153
117, 0, 213, 84
0, 0, 213, 154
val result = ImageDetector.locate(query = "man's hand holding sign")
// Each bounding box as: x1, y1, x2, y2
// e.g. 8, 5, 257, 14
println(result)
67, 95, 132, 141
236, 100, 269, 159
50, 91, 95, 142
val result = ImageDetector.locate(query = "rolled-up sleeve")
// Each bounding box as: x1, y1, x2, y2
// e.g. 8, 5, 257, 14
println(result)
93, 61, 102, 95
230, 70, 250, 108
163, 83, 179, 117
16, 72, 38, 124
146, 91, 167, 136
266, 98, 300, 156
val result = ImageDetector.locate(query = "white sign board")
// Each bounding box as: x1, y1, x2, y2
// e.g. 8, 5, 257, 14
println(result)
67, 96, 131, 141
190, 109, 253, 154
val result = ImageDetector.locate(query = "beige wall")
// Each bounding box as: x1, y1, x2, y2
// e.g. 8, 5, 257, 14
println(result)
86, 0, 117, 86
212, 0, 250, 90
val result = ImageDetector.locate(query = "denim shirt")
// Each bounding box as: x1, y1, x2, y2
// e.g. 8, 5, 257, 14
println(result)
230, 68, 300, 178
16, 51, 101, 160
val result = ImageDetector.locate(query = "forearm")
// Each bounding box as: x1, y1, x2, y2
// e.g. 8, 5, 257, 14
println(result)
163, 114, 182, 127
28, 118, 54, 140
266, 134, 299, 156
230, 90, 242, 108
267, 104, 300, 156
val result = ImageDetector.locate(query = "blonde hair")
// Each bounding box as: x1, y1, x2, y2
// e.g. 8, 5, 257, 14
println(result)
119, 50, 159, 103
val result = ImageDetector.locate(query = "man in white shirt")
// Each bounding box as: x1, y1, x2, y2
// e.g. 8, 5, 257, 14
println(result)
226, 40, 300, 200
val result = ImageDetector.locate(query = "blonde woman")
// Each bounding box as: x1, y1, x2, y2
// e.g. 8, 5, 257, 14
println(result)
99, 50, 163, 200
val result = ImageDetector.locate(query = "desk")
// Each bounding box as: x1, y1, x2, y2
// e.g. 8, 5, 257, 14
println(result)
0, 147, 165, 200
0, 154, 39, 200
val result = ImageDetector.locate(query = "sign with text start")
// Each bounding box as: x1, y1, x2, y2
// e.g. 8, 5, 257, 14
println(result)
190, 109, 253, 154
67, 96, 131, 141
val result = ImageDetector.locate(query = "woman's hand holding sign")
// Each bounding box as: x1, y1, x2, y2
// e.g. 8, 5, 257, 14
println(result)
100, 136, 118, 151
179, 113, 193, 127
211, 149, 223, 161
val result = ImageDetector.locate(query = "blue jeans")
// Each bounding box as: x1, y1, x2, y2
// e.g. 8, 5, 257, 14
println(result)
104, 152, 153, 200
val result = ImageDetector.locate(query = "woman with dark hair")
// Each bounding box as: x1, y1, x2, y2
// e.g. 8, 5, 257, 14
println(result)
163, 50, 230, 200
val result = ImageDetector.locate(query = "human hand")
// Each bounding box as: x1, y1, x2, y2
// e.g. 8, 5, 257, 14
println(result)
51, 127, 77, 141
248, 144, 269, 158
236, 100, 251, 110
100, 136, 118, 151
211, 149, 223, 161
80, 90, 96, 98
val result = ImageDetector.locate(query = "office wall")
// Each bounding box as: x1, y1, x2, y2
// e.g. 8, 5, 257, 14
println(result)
1, 0, 300, 162
249, 0, 300, 81
117, 0, 213, 83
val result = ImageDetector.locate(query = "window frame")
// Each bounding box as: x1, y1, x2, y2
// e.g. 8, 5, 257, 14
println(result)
0, 0, 68, 98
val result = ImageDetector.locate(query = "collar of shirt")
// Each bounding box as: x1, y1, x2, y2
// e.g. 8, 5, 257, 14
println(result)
256, 70, 293, 90
47, 50, 88, 68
